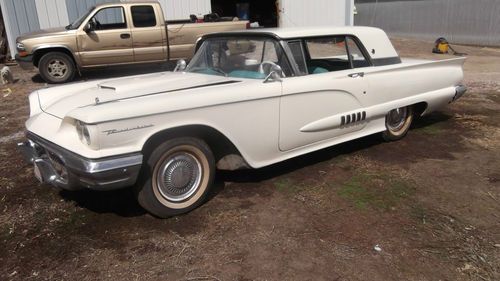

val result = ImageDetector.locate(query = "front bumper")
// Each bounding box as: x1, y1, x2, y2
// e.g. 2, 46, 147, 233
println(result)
18, 132, 142, 191
15, 54, 34, 70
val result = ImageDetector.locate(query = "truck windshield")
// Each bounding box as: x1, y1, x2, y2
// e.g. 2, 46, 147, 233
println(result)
186, 37, 291, 79
66, 6, 95, 30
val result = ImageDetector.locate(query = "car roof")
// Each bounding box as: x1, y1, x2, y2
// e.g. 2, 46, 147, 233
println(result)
205, 26, 400, 60
232, 26, 383, 39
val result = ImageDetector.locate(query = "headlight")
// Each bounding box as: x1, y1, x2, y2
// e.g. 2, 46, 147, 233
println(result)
16, 42, 25, 51
76, 120, 91, 145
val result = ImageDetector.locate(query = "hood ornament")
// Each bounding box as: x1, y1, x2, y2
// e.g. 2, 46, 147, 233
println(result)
95, 97, 100, 105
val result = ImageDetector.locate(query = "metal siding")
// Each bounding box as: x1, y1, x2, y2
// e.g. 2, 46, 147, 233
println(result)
65, 0, 119, 23
159, 0, 211, 21
1, 0, 40, 59
355, 0, 500, 46
36, 0, 70, 29
279, 0, 351, 28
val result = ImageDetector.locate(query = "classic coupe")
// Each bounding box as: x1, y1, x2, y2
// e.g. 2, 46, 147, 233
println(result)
18, 27, 466, 217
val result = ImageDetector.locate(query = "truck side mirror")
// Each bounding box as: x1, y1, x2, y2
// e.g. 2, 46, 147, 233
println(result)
84, 22, 95, 33
174, 59, 187, 72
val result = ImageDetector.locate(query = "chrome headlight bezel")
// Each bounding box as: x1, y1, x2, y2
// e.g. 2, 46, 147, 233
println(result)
16, 42, 26, 51
76, 120, 91, 145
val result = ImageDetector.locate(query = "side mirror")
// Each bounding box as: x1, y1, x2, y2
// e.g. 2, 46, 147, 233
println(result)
263, 65, 284, 83
83, 19, 96, 33
84, 21, 95, 33
174, 59, 187, 72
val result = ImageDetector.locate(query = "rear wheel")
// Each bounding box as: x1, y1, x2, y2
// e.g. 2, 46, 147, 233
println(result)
38, 52, 76, 84
136, 137, 215, 218
382, 106, 413, 141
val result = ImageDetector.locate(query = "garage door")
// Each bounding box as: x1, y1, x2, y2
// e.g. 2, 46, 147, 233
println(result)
278, 0, 353, 28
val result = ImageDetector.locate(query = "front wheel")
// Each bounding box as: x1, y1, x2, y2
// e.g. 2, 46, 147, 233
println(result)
382, 106, 413, 141
38, 52, 76, 84
136, 137, 215, 218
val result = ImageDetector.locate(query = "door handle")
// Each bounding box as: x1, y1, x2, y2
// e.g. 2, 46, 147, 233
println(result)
348, 72, 364, 78
120, 33, 131, 39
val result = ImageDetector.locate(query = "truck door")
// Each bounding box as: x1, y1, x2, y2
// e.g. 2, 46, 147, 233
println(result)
77, 6, 134, 66
130, 4, 166, 62
279, 37, 371, 151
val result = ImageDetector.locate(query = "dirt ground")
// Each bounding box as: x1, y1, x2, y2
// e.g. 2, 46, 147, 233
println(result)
0, 37, 499, 281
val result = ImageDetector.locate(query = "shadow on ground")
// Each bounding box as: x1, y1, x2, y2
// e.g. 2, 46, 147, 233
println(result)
56, 113, 452, 217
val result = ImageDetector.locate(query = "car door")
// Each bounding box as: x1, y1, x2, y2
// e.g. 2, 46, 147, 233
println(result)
130, 4, 166, 62
279, 36, 371, 151
77, 6, 134, 66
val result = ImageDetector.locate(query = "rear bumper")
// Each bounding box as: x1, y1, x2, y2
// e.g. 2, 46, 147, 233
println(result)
451, 85, 467, 102
15, 54, 34, 70
18, 132, 142, 191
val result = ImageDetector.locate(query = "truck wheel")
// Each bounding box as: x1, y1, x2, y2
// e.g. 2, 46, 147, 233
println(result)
38, 52, 76, 84
136, 137, 215, 218
382, 106, 413, 141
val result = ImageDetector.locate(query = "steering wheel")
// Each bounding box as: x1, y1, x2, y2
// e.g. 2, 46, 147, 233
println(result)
258, 61, 285, 78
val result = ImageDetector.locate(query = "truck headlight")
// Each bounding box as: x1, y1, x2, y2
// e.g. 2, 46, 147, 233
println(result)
76, 120, 91, 145
16, 42, 25, 51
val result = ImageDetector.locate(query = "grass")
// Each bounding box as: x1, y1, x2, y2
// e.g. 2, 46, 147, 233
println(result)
273, 177, 303, 194
415, 123, 446, 135
337, 173, 414, 210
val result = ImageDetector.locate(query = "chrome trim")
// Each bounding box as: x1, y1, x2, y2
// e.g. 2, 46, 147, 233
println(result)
455, 85, 467, 100
85, 154, 143, 173
18, 132, 143, 191
450, 85, 467, 103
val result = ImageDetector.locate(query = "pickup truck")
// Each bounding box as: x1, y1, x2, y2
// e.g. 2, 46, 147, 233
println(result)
15, 1, 248, 83
18, 26, 466, 218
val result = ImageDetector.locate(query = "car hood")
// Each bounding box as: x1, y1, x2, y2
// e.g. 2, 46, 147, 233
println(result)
17, 27, 73, 41
37, 72, 240, 119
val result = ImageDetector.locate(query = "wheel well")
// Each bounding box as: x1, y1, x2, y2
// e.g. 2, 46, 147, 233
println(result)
142, 125, 242, 163
412, 102, 428, 117
33, 48, 76, 68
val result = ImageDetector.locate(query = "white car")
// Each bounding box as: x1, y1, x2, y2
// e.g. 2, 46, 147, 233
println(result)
19, 27, 466, 217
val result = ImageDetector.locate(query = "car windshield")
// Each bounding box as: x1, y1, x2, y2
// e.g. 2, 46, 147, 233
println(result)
186, 37, 292, 79
66, 6, 95, 30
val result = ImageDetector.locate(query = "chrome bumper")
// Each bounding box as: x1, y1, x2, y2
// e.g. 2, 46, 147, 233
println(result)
18, 132, 142, 191
451, 85, 467, 103
15, 54, 34, 70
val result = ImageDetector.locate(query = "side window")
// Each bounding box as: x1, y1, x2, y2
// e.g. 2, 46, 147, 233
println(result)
131, 5, 157, 27
305, 36, 350, 73
346, 37, 370, 68
287, 40, 307, 75
91, 7, 127, 30
188, 38, 292, 79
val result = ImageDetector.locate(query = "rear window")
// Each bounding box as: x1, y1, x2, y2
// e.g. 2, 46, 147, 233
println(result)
131, 5, 157, 27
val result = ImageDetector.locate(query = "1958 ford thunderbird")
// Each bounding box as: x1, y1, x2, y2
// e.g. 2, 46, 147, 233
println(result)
18, 27, 466, 217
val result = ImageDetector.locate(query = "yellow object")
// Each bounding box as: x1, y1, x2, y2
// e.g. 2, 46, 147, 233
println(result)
433, 38, 450, 54
436, 41, 449, 54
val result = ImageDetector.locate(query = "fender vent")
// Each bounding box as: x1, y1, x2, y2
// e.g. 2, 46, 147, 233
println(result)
341, 111, 366, 126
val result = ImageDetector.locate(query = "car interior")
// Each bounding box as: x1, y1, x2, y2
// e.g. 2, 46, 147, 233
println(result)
292, 36, 371, 75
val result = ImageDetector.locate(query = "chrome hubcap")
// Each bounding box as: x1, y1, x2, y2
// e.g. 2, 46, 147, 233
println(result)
156, 153, 202, 202
386, 107, 408, 131
47, 60, 68, 78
